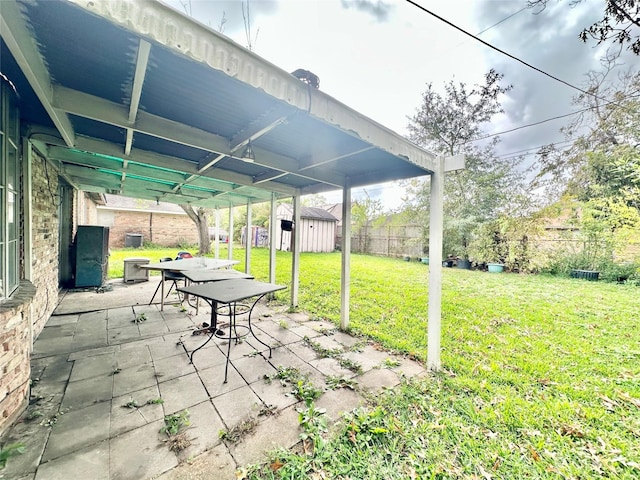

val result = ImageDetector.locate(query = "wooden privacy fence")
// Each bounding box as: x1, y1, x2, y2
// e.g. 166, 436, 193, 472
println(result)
337, 224, 425, 257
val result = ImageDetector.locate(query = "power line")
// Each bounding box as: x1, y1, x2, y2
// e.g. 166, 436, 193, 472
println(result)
470, 109, 586, 143
404, 0, 606, 101
469, 91, 640, 143
444, 6, 527, 53
495, 139, 574, 159
476, 6, 527, 36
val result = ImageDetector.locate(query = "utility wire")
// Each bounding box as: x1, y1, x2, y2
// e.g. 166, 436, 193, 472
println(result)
404, 0, 607, 102
470, 109, 585, 143
443, 6, 527, 53
476, 6, 527, 36
495, 139, 574, 159
468, 90, 640, 143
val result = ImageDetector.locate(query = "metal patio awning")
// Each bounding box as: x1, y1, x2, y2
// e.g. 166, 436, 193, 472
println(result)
1, 0, 437, 208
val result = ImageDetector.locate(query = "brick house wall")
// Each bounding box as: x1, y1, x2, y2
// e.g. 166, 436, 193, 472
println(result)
30, 150, 61, 335
0, 282, 36, 433
0, 147, 60, 433
98, 209, 198, 249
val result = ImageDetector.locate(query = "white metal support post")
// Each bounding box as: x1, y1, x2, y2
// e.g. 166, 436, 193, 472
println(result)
291, 195, 301, 307
228, 205, 234, 261
245, 201, 252, 274
269, 193, 277, 285
427, 156, 445, 370
214, 207, 220, 259
340, 180, 352, 330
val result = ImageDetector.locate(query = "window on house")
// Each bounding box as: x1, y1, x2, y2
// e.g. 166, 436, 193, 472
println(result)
1, 77, 21, 300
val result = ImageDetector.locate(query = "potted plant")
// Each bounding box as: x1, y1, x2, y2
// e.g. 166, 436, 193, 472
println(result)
444, 217, 475, 270
468, 222, 506, 273
420, 246, 429, 265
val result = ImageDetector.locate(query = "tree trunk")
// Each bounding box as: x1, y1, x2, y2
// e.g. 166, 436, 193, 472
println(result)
180, 204, 211, 255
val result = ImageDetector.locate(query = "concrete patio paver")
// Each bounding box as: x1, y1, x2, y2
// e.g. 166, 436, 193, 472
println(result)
155, 443, 237, 480
110, 384, 164, 436
112, 363, 157, 398
35, 441, 110, 480
109, 420, 178, 480
174, 400, 225, 462
227, 404, 301, 467
0, 278, 427, 479
213, 385, 264, 429
42, 401, 111, 462
157, 372, 210, 415
60, 374, 114, 410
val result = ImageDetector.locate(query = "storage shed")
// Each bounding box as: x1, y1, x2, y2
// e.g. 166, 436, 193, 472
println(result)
276, 204, 338, 253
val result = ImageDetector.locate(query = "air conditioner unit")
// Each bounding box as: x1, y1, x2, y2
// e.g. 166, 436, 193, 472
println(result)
123, 257, 150, 283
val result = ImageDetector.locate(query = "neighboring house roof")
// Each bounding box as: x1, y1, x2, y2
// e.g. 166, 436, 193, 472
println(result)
99, 194, 186, 215
322, 203, 343, 225
85, 192, 106, 206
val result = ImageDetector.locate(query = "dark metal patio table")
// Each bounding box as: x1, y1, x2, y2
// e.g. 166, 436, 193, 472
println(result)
180, 269, 254, 314
139, 257, 239, 311
177, 279, 286, 382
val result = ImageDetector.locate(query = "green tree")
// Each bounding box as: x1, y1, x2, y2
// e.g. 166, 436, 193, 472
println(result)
537, 69, 640, 211
528, 0, 640, 55
351, 190, 385, 253
536, 68, 640, 267
179, 204, 210, 255
302, 194, 329, 207
406, 70, 530, 259
233, 201, 272, 243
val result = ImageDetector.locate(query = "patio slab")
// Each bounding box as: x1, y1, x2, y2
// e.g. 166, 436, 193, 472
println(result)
1, 278, 428, 479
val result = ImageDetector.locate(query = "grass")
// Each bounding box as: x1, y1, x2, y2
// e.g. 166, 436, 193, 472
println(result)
108, 247, 640, 478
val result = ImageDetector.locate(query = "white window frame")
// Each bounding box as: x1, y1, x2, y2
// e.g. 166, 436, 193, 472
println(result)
1, 78, 21, 301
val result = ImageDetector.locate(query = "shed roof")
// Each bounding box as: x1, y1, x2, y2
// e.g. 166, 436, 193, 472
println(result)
1, 0, 436, 208
277, 203, 338, 222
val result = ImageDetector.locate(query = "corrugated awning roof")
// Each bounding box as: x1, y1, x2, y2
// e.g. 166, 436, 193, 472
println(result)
1, 0, 437, 208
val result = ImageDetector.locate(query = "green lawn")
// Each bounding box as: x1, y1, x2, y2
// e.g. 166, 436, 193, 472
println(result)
109, 247, 640, 478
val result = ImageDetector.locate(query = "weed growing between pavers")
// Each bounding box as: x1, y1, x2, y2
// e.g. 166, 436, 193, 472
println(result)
219, 406, 278, 445
219, 417, 260, 444
324, 376, 357, 390
0, 442, 25, 470
265, 366, 322, 405
161, 410, 192, 453
132, 313, 147, 324
121, 397, 163, 409
382, 357, 401, 369
302, 337, 363, 375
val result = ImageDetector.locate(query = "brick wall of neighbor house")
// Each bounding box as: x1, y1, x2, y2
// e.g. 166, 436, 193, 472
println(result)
107, 211, 198, 249
0, 148, 60, 433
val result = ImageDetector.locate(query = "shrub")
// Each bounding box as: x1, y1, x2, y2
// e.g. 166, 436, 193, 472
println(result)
599, 261, 640, 283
